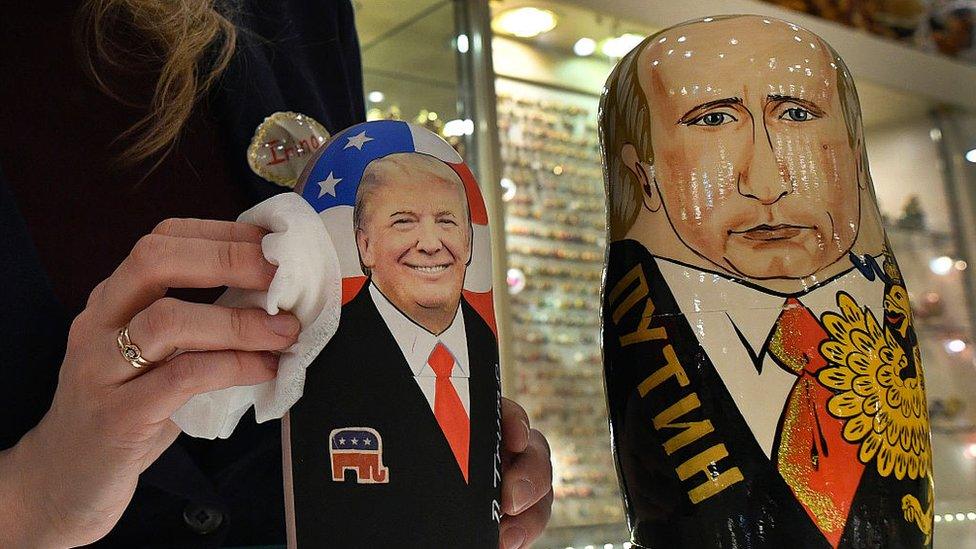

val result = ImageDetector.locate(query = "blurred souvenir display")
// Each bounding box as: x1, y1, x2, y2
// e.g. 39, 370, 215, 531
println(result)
497, 80, 624, 528
917, 1, 976, 62
761, 0, 976, 63
899, 194, 929, 230
760, 0, 928, 38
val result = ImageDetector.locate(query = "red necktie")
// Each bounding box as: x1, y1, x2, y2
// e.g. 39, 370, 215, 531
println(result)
428, 343, 470, 482
768, 297, 864, 548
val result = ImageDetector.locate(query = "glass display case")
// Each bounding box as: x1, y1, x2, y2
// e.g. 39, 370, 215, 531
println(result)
355, 1, 464, 143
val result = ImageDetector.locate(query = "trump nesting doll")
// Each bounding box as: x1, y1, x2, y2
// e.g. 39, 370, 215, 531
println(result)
284, 121, 502, 548
600, 15, 933, 548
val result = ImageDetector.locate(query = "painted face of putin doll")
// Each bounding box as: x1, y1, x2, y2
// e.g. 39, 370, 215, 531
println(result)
601, 15, 932, 549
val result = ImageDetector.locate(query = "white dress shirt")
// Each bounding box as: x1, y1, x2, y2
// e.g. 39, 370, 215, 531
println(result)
369, 283, 471, 416
654, 254, 886, 458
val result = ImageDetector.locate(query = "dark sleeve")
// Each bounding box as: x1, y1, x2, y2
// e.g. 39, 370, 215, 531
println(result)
0, 168, 68, 449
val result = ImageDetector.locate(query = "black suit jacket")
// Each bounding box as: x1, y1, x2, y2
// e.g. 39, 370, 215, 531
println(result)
287, 283, 501, 548
603, 239, 929, 548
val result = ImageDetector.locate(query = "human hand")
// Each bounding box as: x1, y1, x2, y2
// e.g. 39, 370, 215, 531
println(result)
1, 218, 299, 547
498, 397, 554, 549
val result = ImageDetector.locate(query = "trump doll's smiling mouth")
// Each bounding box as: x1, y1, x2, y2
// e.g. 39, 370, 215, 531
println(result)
729, 224, 815, 242
405, 261, 454, 275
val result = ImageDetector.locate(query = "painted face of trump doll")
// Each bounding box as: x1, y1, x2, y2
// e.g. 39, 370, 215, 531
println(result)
354, 153, 473, 334
600, 15, 932, 549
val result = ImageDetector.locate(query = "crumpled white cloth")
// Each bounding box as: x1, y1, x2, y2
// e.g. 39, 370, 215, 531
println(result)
171, 192, 341, 439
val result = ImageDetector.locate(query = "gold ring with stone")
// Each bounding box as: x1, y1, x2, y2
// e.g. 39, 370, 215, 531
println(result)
117, 326, 153, 369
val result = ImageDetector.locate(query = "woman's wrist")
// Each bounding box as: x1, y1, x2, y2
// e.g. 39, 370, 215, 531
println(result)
0, 444, 27, 546
0, 432, 71, 548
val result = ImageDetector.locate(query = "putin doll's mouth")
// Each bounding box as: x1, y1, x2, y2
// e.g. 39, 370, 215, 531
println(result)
730, 224, 813, 242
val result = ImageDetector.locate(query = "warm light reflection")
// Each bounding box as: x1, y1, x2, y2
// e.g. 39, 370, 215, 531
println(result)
573, 37, 597, 57
965, 443, 976, 459
442, 118, 474, 137
602, 33, 645, 58
945, 339, 966, 353
506, 267, 526, 294
491, 7, 557, 38
500, 177, 517, 201
930, 256, 954, 275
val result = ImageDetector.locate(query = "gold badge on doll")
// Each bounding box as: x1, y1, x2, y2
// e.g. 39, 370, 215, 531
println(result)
247, 111, 330, 188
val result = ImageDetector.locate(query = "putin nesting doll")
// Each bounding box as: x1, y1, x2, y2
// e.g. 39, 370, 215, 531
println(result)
600, 15, 933, 549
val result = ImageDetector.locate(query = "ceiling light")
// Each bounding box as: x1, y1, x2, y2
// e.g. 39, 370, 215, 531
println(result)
966, 443, 976, 459
966, 148, 976, 163
456, 34, 469, 53
930, 255, 954, 275
367, 91, 384, 103
574, 37, 597, 56
443, 118, 474, 137
492, 7, 557, 38
602, 33, 645, 58
946, 339, 966, 353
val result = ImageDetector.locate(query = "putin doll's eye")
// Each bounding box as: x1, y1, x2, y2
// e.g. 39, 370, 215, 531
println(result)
780, 107, 816, 122
689, 112, 737, 127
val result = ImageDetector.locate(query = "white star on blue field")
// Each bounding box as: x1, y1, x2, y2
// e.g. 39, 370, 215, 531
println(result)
301, 120, 424, 214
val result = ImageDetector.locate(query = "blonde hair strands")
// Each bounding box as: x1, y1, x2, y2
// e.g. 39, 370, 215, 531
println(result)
78, 0, 237, 170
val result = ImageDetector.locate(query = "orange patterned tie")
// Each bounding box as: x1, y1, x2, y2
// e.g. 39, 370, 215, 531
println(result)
428, 343, 470, 482
768, 297, 864, 548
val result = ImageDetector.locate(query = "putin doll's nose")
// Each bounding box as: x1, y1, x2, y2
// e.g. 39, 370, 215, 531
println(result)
737, 139, 791, 205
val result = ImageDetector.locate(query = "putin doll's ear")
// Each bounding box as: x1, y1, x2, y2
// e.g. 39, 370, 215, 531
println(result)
621, 143, 662, 212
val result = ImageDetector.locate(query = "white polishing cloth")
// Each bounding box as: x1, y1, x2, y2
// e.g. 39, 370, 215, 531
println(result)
171, 192, 342, 439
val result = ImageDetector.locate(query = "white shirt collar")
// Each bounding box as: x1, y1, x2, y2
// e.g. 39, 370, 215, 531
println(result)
654, 254, 887, 358
369, 283, 469, 378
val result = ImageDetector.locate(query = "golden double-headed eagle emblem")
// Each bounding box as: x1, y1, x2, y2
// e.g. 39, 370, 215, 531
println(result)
815, 253, 933, 541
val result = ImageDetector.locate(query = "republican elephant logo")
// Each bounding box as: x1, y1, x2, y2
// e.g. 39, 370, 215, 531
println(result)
329, 427, 389, 484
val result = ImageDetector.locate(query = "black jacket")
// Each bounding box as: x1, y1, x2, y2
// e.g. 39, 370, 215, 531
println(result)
287, 283, 502, 548
603, 239, 930, 548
